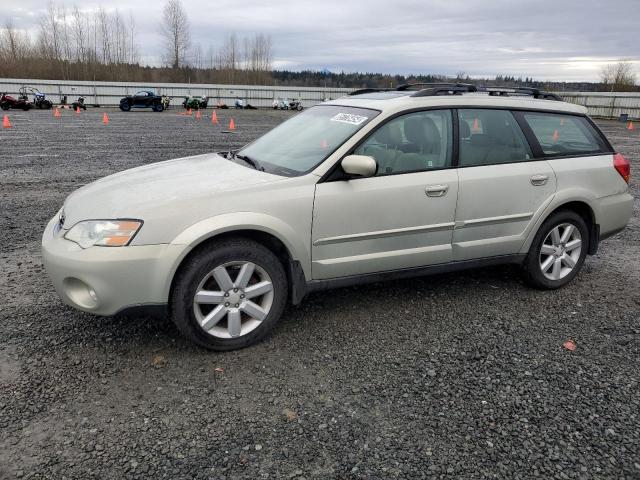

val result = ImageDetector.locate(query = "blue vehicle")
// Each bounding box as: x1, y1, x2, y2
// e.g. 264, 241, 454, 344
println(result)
119, 90, 164, 112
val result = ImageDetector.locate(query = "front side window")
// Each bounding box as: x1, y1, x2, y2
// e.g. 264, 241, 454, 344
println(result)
520, 112, 607, 156
458, 109, 532, 167
354, 109, 452, 175
238, 105, 379, 176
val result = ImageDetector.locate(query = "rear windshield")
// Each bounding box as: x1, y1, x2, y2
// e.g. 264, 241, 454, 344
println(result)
520, 112, 609, 156
238, 105, 379, 175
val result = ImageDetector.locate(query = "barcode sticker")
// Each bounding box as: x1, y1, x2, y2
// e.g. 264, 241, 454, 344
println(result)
330, 113, 368, 125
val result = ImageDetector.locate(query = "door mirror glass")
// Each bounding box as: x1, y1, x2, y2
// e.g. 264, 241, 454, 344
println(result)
341, 155, 377, 178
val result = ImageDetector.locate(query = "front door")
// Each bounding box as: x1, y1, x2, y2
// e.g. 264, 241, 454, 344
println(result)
312, 109, 458, 280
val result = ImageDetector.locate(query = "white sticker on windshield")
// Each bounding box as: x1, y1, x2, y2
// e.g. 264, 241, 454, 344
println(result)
330, 113, 368, 125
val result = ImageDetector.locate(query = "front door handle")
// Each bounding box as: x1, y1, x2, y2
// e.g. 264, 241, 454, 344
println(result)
425, 184, 449, 197
530, 174, 549, 186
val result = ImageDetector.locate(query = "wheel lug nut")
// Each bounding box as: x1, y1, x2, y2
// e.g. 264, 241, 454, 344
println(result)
240, 294, 245, 299
233, 288, 238, 292
235, 303, 239, 308
224, 302, 230, 307
224, 293, 229, 297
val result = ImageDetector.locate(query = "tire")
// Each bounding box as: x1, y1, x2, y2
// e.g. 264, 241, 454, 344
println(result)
22, 104, 31, 111
1, 102, 9, 110
522, 210, 589, 289
153, 103, 164, 112
44, 101, 53, 109
170, 237, 288, 351
119, 102, 131, 112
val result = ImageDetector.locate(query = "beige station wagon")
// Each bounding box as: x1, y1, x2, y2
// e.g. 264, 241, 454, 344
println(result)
42, 83, 633, 350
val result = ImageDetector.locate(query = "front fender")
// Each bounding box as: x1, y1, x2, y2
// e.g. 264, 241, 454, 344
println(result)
169, 211, 311, 279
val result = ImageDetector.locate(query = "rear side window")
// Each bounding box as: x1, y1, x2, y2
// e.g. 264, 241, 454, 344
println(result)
520, 112, 607, 156
458, 109, 532, 167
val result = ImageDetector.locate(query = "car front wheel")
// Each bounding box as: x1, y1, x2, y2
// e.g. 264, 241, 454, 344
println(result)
170, 238, 288, 351
523, 210, 588, 289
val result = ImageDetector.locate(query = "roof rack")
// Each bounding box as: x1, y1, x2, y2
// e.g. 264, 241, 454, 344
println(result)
347, 82, 561, 101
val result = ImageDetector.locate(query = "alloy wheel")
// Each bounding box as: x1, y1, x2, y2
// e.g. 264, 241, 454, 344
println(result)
539, 222, 582, 281
193, 261, 274, 339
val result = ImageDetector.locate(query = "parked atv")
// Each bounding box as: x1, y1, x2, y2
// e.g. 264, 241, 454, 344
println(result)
71, 96, 87, 111
272, 98, 288, 110
0, 92, 32, 110
120, 91, 164, 112
288, 99, 304, 111
183, 96, 208, 110
21, 86, 53, 109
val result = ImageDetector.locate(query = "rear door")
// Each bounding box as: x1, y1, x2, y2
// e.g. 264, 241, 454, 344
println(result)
452, 108, 557, 261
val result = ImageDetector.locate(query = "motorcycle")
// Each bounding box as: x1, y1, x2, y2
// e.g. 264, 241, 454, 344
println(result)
0, 92, 32, 110
162, 95, 171, 110
21, 86, 53, 109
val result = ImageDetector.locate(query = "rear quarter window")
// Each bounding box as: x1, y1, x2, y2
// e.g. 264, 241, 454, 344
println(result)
520, 112, 609, 156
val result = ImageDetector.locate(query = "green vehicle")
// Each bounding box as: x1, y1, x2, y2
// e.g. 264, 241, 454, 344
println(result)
182, 96, 208, 110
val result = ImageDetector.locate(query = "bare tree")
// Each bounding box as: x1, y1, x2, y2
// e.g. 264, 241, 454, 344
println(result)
160, 0, 191, 69
601, 59, 637, 92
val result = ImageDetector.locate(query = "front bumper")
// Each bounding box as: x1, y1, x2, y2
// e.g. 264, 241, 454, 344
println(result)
41, 215, 185, 316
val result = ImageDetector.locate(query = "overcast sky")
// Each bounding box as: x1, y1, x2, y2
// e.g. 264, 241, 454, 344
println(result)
4, 0, 640, 82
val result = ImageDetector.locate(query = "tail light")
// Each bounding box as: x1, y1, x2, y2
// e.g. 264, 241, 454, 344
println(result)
613, 153, 630, 183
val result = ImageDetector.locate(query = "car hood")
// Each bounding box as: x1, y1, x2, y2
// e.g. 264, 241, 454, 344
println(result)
63, 153, 285, 227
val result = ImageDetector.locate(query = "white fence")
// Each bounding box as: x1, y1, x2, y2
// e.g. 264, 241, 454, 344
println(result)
558, 91, 640, 120
1, 78, 639, 118
0, 78, 351, 108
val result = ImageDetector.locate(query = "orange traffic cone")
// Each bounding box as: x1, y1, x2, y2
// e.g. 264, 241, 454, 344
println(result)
229, 118, 235, 130
627, 121, 634, 130
472, 118, 480, 133
54, 108, 61, 118
75, 106, 80, 115
211, 110, 218, 124
102, 112, 109, 125
2, 115, 11, 128
195, 110, 202, 119
187, 108, 192, 116
552, 129, 559, 143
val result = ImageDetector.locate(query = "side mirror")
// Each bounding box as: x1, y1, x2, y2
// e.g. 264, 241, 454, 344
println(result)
341, 155, 377, 178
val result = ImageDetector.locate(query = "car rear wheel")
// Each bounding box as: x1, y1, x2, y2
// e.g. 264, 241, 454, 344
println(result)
170, 238, 288, 351
119, 102, 131, 112
523, 210, 588, 289
0, 102, 9, 110
153, 103, 164, 112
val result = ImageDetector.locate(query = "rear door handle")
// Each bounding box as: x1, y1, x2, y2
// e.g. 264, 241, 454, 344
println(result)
530, 174, 549, 186
425, 184, 449, 197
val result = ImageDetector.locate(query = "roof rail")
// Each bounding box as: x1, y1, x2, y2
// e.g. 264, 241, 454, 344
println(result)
399, 82, 477, 92
348, 82, 477, 97
347, 87, 393, 96
410, 84, 478, 97
479, 86, 562, 101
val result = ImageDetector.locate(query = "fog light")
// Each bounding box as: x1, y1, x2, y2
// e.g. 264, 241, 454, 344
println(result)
63, 277, 99, 309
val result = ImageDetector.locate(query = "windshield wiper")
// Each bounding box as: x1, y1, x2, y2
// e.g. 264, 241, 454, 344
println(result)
235, 153, 264, 171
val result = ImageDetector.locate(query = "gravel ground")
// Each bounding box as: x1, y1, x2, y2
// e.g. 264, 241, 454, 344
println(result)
0, 108, 639, 480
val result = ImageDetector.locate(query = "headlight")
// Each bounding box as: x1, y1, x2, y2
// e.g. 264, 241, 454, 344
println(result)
64, 220, 143, 248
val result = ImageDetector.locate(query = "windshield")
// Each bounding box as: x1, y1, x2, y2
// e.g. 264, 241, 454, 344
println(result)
237, 105, 379, 175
